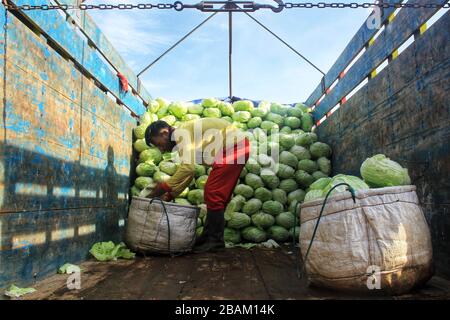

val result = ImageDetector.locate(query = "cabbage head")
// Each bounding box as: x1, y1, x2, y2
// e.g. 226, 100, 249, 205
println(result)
310, 142, 332, 159
317, 157, 331, 175
187, 189, 204, 205
136, 161, 157, 177
313, 171, 328, 180
188, 103, 204, 115
310, 177, 332, 190
194, 164, 206, 177
134, 139, 150, 153
257, 154, 273, 167
202, 98, 219, 108
245, 173, 264, 190
268, 226, 289, 242
287, 107, 303, 118
252, 101, 270, 117
290, 145, 311, 161
245, 159, 261, 175
276, 212, 296, 229
301, 113, 314, 132
251, 213, 275, 229
218, 101, 234, 116
182, 114, 201, 121
323, 174, 369, 197
232, 111, 251, 123
131, 185, 141, 196
147, 100, 160, 113
266, 113, 284, 126
140, 147, 162, 165
272, 188, 287, 205
279, 179, 298, 193
260, 169, 280, 190
279, 151, 298, 169
234, 184, 254, 199
295, 170, 315, 188
270, 103, 288, 116
159, 160, 178, 175
280, 134, 295, 149
304, 189, 325, 202
360, 154, 411, 188
168, 102, 188, 119
288, 189, 306, 204
280, 127, 292, 134
260, 121, 279, 133
276, 164, 295, 179
195, 175, 208, 189
295, 132, 318, 147
156, 105, 169, 118
284, 117, 301, 129
254, 187, 273, 202
242, 198, 263, 215
134, 124, 148, 139
175, 198, 192, 206
156, 97, 169, 110
247, 117, 262, 129
242, 226, 267, 243
262, 200, 284, 215
153, 170, 171, 183
227, 212, 251, 229
298, 159, 318, 174
203, 107, 222, 118
135, 177, 154, 190
224, 228, 241, 244
233, 100, 254, 112
289, 226, 300, 239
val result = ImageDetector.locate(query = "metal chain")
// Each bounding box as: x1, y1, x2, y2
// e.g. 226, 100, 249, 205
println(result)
2, 1, 449, 12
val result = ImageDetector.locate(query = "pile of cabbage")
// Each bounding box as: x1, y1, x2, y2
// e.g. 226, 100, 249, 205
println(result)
130, 98, 334, 245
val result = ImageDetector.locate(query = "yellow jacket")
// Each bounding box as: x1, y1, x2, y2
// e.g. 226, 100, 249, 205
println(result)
166, 118, 246, 197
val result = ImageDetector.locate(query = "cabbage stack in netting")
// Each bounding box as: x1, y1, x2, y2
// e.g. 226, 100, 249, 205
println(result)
130, 98, 334, 245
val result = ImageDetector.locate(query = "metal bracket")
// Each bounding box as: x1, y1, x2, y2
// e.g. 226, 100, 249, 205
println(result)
178, 0, 284, 13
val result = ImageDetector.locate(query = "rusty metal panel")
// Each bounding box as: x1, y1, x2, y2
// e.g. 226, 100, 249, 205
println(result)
313, 0, 447, 119
316, 12, 450, 278
10, 0, 146, 116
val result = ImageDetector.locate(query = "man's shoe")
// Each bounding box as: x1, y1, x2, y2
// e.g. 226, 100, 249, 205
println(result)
193, 209, 225, 253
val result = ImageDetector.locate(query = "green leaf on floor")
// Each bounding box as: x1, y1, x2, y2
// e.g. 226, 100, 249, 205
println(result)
4, 285, 36, 298
57, 263, 81, 274
89, 241, 136, 261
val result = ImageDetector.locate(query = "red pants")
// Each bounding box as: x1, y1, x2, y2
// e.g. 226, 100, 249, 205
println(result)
204, 139, 250, 211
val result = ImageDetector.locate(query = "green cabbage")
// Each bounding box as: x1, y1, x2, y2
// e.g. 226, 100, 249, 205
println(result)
135, 177, 154, 190
260, 168, 280, 190
175, 198, 192, 206
202, 98, 219, 108
310, 142, 332, 159
233, 100, 254, 112
241, 226, 267, 243
234, 184, 254, 199
289, 226, 300, 239
276, 212, 296, 229
298, 159, 318, 174
280, 134, 295, 149
242, 198, 263, 215
267, 226, 289, 242
284, 117, 301, 129
182, 114, 201, 121
131, 185, 141, 196
295, 170, 315, 188
156, 105, 169, 118
196, 226, 204, 238
276, 164, 295, 179
266, 112, 284, 126
317, 157, 331, 175
310, 177, 332, 190
245, 159, 261, 175
153, 170, 171, 183
287, 189, 306, 204
272, 188, 287, 205
279, 151, 298, 169
195, 164, 206, 177
262, 200, 284, 215
195, 175, 208, 189
252, 128, 267, 141
247, 117, 262, 129
313, 171, 328, 180
304, 189, 325, 202
251, 213, 275, 229
159, 160, 178, 175
168, 102, 188, 119
323, 174, 369, 197
218, 101, 234, 116
260, 121, 279, 133
187, 189, 204, 205
136, 161, 157, 177
257, 154, 273, 167
156, 97, 169, 110
224, 227, 241, 244
245, 173, 264, 190
188, 103, 204, 115
360, 154, 411, 188
251, 101, 270, 117
134, 124, 148, 139
134, 139, 150, 153
270, 103, 288, 116
254, 187, 273, 202
279, 179, 298, 193
301, 113, 314, 132
287, 107, 303, 118
222, 116, 233, 123
240, 167, 248, 178
290, 145, 311, 161
148, 100, 160, 113
280, 126, 292, 134
232, 111, 251, 123
203, 107, 222, 118
295, 132, 318, 147
227, 212, 251, 229
160, 115, 177, 126
140, 147, 162, 165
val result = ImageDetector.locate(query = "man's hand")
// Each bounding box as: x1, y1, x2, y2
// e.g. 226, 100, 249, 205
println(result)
161, 193, 172, 202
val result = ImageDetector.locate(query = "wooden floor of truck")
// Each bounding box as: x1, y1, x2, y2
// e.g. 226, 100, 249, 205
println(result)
18, 248, 450, 300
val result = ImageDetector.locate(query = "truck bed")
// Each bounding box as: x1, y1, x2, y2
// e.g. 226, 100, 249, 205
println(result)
15, 248, 450, 300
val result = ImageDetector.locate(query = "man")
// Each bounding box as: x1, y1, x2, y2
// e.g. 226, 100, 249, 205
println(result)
145, 118, 250, 253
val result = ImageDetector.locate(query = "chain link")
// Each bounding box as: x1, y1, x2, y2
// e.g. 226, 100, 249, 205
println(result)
2, 1, 449, 12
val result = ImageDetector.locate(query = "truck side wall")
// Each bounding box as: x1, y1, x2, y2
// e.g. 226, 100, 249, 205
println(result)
315, 12, 450, 278
0, 5, 144, 288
